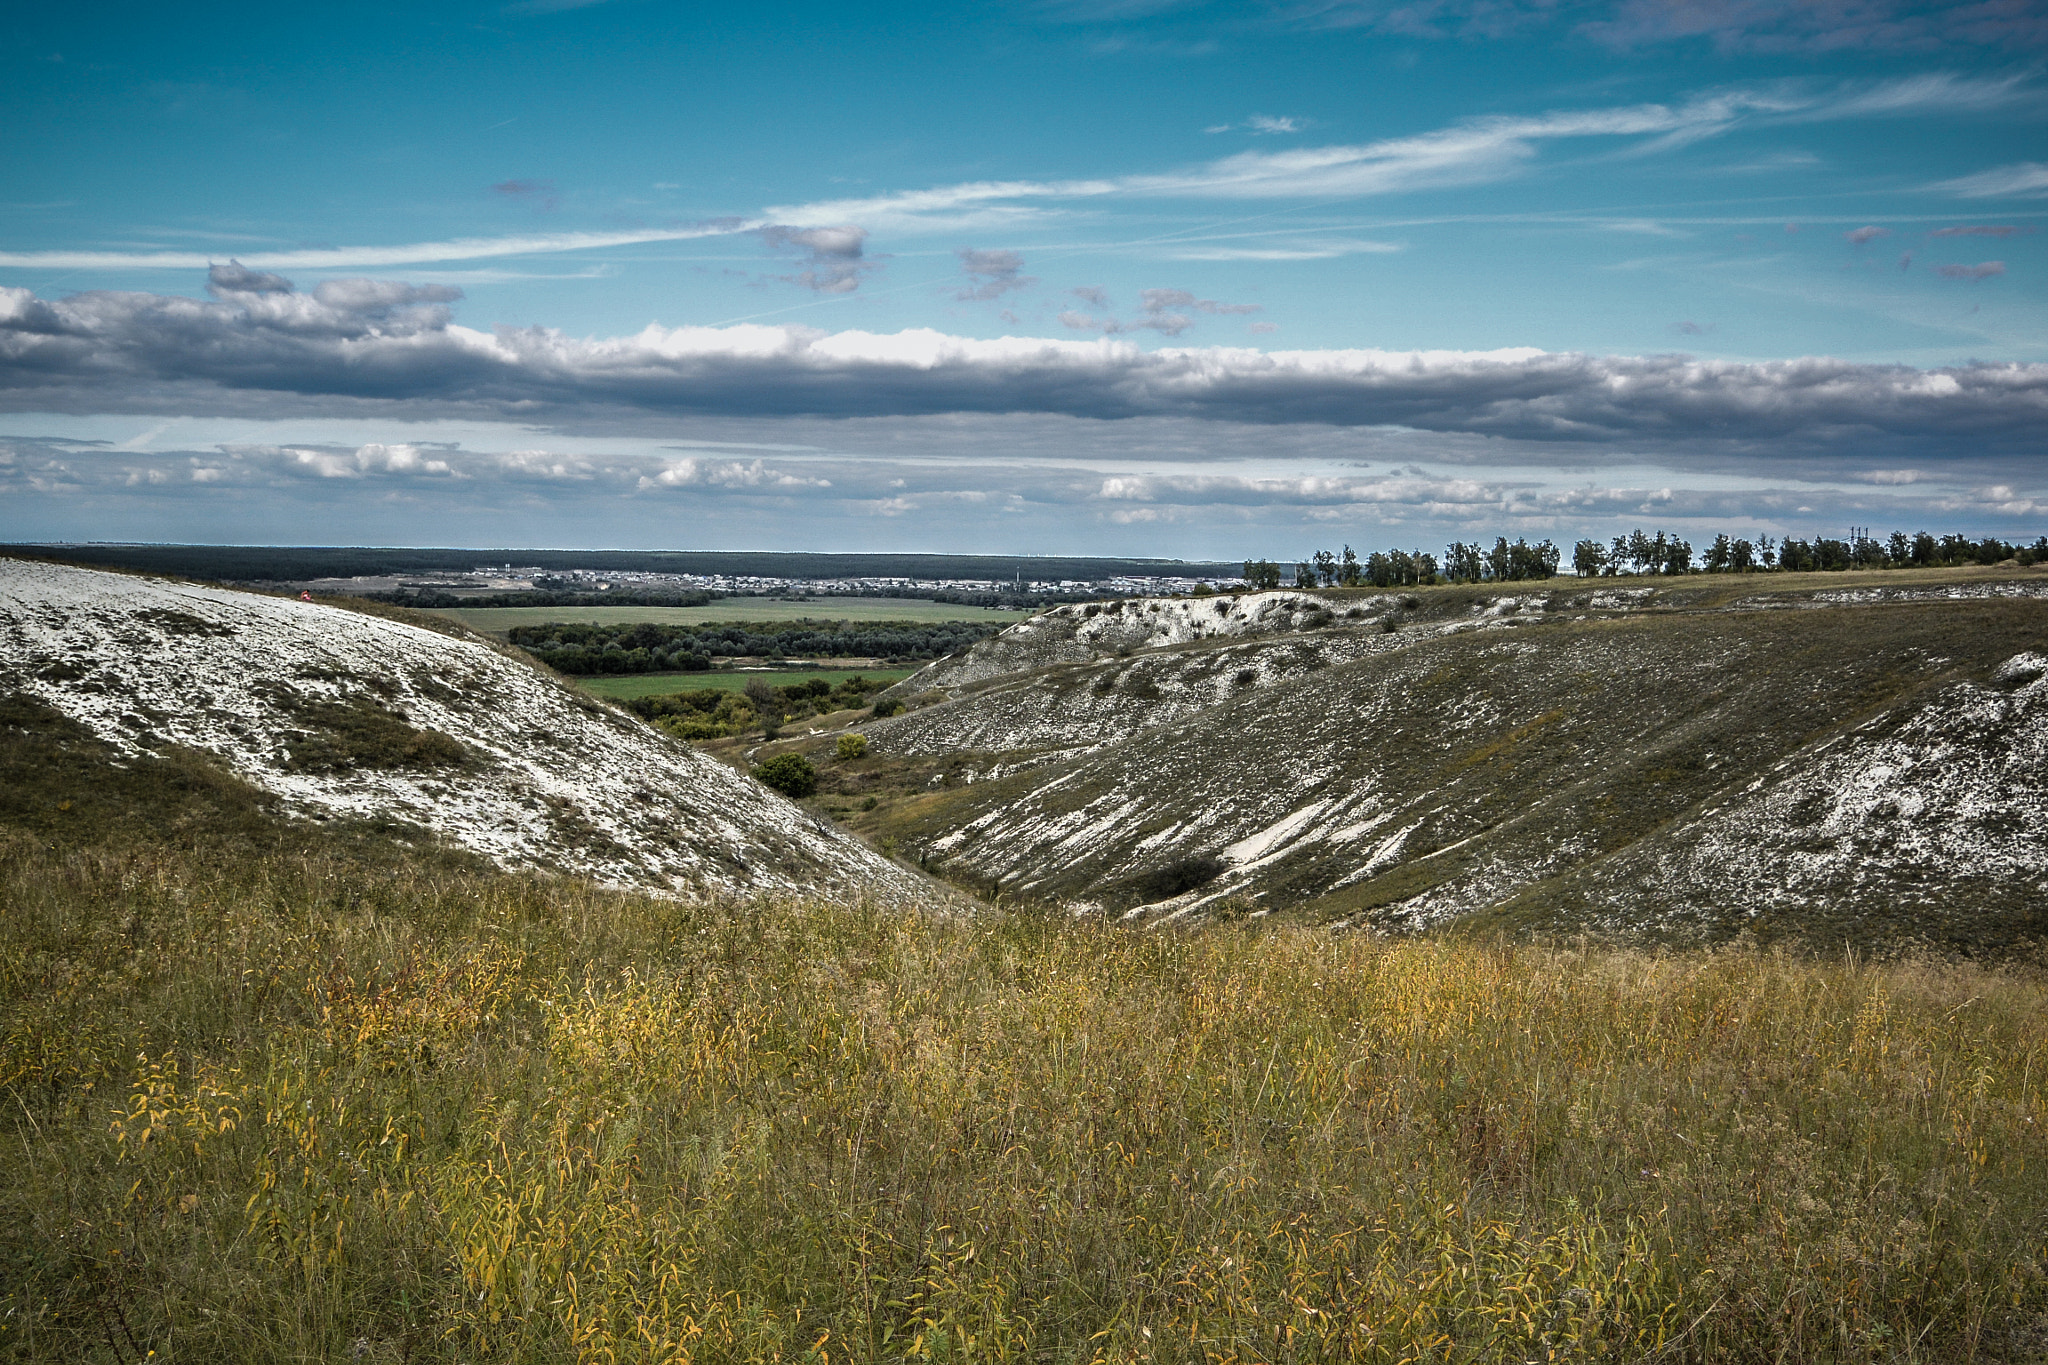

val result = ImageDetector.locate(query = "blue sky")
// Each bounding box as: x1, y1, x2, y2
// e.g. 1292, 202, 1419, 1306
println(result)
2, 0, 2044, 559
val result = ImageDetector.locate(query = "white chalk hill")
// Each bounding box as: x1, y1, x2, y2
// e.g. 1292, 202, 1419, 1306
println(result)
0, 558, 926, 901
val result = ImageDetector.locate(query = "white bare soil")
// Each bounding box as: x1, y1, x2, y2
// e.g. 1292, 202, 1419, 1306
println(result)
871, 581, 2048, 942
0, 559, 928, 901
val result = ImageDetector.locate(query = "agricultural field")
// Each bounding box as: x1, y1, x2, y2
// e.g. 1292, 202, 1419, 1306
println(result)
427, 599, 1034, 632
581, 667, 918, 699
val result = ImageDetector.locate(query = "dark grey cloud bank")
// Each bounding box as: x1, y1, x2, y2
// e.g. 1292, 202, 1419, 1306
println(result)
3, 270, 2045, 467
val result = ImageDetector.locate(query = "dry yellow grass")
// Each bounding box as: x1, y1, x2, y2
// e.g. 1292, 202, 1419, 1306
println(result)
3, 835, 2046, 1363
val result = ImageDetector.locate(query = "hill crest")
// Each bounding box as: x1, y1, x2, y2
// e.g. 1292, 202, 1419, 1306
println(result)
0, 557, 929, 901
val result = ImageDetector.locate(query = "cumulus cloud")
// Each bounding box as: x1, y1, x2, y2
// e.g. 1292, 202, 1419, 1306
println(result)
1937, 260, 2006, 279
1062, 288, 1261, 338
644, 456, 832, 490
4, 273, 2047, 466
1069, 286, 1109, 308
954, 248, 1035, 301
5, 415, 2043, 554
760, 224, 876, 293
1845, 225, 1889, 244
0, 430, 1873, 528
207, 261, 293, 295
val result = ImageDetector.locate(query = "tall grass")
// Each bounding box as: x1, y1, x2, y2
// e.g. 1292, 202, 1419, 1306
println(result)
3, 840, 2045, 1362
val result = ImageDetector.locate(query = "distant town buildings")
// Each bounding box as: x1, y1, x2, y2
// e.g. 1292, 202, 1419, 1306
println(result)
459, 565, 1238, 597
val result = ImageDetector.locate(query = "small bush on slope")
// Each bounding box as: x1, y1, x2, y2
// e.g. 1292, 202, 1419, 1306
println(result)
3, 757, 2047, 1363
753, 752, 819, 798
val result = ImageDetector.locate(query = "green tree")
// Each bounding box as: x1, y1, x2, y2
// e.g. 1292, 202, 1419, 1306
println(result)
1443, 542, 1485, 583
742, 678, 784, 735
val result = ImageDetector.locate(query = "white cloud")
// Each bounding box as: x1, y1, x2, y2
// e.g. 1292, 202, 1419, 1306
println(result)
1162, 237, 1401, 260
751, 76, 2029, 229
1931, 161, 2048, 198
5, 273, 2046, 465
0, 224, 760, 272
760, 224, 876, 293
954, 248, 1036, 301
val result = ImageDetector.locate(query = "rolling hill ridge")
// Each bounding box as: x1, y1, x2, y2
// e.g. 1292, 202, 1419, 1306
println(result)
856, 575, 2048, 950
0, 557, 930, 902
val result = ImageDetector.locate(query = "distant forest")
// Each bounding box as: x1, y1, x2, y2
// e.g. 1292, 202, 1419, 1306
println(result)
507, 619, 1006, 675
1256, 529, 2048, 588
9, 544, 1239, 585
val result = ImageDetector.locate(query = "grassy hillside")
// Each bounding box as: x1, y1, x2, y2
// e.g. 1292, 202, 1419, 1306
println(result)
841, 575, 2048, 951
0, 558, 927, 902
5, 734, 2048, 1362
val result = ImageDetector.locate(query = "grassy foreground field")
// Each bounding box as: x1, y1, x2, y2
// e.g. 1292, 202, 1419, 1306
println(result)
581, 667, 918, 700
429, 601, 1032, 632
5, 812, 2047, 1361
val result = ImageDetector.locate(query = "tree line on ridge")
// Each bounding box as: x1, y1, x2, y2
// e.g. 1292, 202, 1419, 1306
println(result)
1243, 529, 2046, 589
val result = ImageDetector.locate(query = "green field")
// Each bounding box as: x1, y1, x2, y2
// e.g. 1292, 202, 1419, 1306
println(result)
579, 667, 919, 699
429, 599, 1033, 632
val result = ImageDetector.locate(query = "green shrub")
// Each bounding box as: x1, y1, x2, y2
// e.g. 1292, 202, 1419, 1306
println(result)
835, 733, 868, 762
869, 697, 905, 718
752, 753, 817, 798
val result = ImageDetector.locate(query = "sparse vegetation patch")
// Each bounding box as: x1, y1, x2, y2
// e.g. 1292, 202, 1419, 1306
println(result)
277, 695, 470, 773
